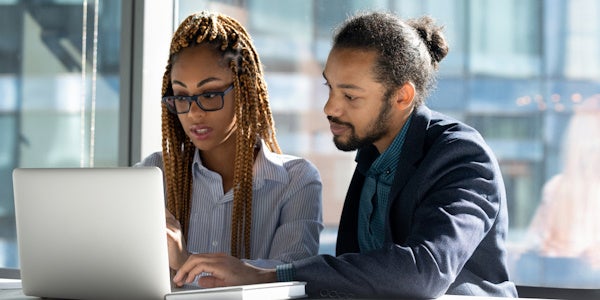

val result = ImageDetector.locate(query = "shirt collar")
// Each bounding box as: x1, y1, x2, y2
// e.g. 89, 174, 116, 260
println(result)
356, 144, 380, 176
253, 140, 289, 188
192, 139, 289, 189
355, 114, 412, 178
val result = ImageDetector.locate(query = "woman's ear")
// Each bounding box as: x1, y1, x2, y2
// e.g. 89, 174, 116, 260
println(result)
393, 82, 415, 111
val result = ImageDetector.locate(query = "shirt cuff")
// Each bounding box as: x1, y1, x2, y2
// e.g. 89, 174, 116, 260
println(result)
275, 263, 295, 282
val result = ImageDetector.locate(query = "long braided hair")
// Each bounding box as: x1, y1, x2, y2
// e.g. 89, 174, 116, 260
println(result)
161, 11, 281, 259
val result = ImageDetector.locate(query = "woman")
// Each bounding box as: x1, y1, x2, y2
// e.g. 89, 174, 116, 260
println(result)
137, 11, 323, 273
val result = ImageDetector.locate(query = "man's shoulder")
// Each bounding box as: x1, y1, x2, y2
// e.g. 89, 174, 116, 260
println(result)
419, 106, 474, 132
412, 106, 495, 164
415, 106, 482, 141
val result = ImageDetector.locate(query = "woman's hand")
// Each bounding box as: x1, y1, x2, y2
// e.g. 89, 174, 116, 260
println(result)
173, 253, 277, 288
165, 209, 189, 270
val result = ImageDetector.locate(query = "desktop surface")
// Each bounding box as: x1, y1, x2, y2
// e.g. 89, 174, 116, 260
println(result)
0, 283, 549, 300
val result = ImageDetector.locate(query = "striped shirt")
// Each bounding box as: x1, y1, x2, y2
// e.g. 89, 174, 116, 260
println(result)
136, 140, 323, 268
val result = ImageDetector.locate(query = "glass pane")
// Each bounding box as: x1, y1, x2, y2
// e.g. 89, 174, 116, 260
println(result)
469, 0, 543, 77
0, 0, 122, 268
545, 0, 600, 79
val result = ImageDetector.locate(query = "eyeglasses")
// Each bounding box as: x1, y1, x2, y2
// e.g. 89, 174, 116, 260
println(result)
162, 84, 234, 114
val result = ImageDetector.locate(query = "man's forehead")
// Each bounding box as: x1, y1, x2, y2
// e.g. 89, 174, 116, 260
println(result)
323, 49, 377, 84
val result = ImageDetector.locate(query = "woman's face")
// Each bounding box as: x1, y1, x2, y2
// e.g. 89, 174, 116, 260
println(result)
170, 44, 237, 153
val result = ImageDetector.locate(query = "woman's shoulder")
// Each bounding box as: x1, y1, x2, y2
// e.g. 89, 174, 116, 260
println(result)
261, 147, 318, 175
134, 151, 164, 169
268, 150, 310, 166
278, 153, 321, 179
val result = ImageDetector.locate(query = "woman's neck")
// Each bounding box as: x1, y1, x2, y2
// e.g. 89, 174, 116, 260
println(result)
200, 139, 260, 193
201, 142, 237, 192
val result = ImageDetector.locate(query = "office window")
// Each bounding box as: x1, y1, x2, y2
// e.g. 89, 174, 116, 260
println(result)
0, 0, 122, 268
560, 0, 600, 79
543, 0, 600, 80
469, 0, 543, 78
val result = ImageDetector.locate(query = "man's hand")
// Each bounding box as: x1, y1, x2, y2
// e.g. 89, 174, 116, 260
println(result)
172, 253, 277, 287
165, 209, 189, 270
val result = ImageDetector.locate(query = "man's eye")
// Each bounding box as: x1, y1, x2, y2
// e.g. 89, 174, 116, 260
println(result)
344, 94, 355, 101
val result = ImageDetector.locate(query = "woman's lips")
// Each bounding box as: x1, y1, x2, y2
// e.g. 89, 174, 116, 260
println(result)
190, 125, 212, 140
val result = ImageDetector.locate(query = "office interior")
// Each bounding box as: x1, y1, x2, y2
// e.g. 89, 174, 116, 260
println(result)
1, 0, 599, 299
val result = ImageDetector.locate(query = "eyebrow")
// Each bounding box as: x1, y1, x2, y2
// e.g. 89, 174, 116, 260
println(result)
322, 72, 365, 91
171, 77, 220, 89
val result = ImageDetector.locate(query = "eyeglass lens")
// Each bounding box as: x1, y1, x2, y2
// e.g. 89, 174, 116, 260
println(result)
164, 85, 233, 114
174, 94, 223, 112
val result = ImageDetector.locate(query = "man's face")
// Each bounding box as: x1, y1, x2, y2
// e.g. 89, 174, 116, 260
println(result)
322, 48, 396, 152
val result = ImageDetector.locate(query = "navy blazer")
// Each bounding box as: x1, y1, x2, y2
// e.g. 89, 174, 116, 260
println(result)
293, 105, 518, 298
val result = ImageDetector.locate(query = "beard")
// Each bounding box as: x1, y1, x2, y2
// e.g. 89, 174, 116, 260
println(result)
329, 91, 394, 152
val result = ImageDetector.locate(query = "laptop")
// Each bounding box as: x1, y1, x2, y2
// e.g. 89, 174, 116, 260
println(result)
12, 167, 172, 300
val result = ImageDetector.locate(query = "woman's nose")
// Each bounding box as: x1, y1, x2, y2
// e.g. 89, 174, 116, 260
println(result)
187, 101, 207, 117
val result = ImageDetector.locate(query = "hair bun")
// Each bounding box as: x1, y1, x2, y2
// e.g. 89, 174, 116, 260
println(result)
407, 16, 449, 68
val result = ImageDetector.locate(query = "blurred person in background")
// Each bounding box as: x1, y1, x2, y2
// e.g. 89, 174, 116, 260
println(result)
519, 94, 600, 287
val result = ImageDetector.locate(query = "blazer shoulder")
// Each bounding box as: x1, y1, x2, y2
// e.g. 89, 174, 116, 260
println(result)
417, 107, 487, 148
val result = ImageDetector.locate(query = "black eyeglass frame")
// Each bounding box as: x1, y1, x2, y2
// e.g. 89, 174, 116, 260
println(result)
162, 84, 234, 114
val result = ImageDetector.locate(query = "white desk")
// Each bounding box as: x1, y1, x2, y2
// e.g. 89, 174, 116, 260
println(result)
0, 280, 550, 300
0, 289, 37, 300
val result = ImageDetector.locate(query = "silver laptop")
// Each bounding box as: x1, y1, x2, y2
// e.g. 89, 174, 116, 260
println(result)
12, 167, 172, 300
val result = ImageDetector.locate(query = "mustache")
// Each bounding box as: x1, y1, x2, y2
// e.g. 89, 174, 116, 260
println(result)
327, 116, 353, 128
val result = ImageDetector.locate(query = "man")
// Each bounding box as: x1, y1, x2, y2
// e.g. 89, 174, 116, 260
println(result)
173, 11, 518, 299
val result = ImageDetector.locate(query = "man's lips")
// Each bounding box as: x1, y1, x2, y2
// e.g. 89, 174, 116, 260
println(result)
329, 121, 349, 136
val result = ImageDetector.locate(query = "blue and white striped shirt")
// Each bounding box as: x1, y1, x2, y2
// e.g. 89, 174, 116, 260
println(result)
136, 140, 323, 268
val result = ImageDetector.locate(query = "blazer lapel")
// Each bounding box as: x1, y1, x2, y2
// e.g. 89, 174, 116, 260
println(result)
388, 106, 430, 201
336, 168, 365, 254
385, 106, 431, 240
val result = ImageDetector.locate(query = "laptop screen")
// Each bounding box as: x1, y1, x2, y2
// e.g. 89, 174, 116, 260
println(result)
12, 167, 171, 300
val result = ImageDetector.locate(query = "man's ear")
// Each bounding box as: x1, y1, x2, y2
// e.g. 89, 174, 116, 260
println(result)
393, 82, 415, 110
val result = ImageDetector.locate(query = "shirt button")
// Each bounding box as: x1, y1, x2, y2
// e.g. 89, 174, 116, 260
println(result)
211, 241, 218, 247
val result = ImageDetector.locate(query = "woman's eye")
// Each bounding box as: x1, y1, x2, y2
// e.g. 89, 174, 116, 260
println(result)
202, 93, 219, 99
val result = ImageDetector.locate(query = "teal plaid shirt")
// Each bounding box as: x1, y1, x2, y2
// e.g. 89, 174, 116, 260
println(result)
356, 116, 411, 252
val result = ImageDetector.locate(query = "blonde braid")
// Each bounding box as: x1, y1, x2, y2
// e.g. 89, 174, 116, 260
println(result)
161, 11, 280, 259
